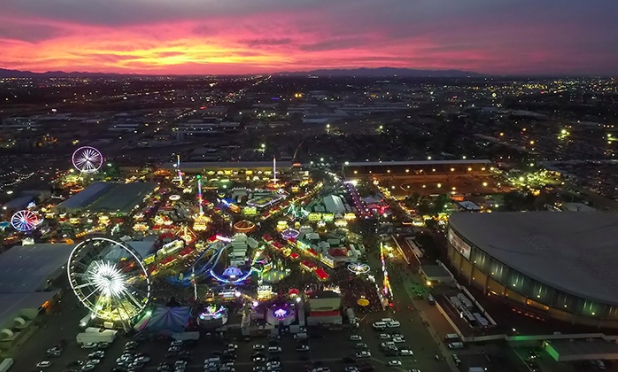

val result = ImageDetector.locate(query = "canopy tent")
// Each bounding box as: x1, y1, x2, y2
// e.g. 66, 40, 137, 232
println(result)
143, 306, 192, 333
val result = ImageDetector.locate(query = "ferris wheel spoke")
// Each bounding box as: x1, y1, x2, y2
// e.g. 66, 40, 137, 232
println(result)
79, 287, 101, 304
74, 281, 97, 290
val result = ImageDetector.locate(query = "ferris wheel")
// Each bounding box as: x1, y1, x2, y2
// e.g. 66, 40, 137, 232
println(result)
67, 237, 151, 323
72, 146, 103, 173
10, 210, 39, 232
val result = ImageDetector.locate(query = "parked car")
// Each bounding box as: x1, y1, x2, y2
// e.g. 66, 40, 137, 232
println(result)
387, 321, 401, 328
37, 361, 52, 368
81, 343, 97, 350
388, 360, 402, 367
354, 343, 368, 349
81, 364, 96, 371
378, 333, 391, 340
344, 366, 359, 372
268, 346, 282, 353
252, 344, 265, 350
400, 349, 414, 356
349, 335, 362, 341
355, 351, 371, 358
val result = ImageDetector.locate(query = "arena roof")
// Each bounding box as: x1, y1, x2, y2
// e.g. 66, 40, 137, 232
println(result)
162, 161, 293, 170
56, 182, 156, 214
346, 159, 492, 167
0, 244, 74, 293
449, 212, 618, 305
56, 182, 113, 209
86, 182, 157, 214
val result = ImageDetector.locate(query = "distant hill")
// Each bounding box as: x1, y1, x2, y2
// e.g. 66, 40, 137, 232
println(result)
0, 66, 480, 78
0, 68, 131, 78
277, 67, 480, 77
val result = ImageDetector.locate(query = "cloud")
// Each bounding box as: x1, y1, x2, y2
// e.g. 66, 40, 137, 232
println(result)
0, 0, 615, 75
239, 38, 293, 47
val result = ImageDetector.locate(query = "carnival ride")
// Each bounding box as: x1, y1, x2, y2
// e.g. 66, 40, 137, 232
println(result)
166, 238, 256, 286
233, 220, 256, 233
72, 146, 104, 174
67, 237, 152, 324
10, 210, 40, 232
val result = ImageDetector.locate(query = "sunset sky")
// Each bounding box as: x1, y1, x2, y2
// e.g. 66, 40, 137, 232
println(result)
0, 0, 616, 75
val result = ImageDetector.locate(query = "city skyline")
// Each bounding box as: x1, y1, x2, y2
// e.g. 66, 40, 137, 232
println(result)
1, 0, 617, 76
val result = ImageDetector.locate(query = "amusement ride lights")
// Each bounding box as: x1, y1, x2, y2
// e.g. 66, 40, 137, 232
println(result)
10, 210, 40, 232
72, 146, 104, 174
177, 154, 183, 186
380, 242, 393, 298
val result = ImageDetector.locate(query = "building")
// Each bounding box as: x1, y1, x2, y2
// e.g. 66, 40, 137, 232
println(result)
307, 291, 342, 326
56, 182, 157, 216
162, 161, 293, 175
342, 159, 493, 178
0, 244, 74, 349
447, 212, 617, 329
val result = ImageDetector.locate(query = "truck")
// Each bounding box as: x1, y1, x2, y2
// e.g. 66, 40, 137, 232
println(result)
76, 329, 118, 345
0, 358, 14, 372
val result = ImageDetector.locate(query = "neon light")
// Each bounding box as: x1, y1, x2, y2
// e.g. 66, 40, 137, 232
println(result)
197, 174, 204, 215
273, 308, 288, 318
177, 154, 183, 186
216, 235, 232, 243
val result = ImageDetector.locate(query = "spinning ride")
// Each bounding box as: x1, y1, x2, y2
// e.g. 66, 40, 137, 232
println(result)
10, 210, 39, 232
67, 237, 151, 324
72, 146, 104, 174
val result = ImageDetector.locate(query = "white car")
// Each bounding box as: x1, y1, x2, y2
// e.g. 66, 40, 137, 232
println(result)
381, 318, 395, 323
372, 322, 386, 329
349, 335, 362, 341
355, 351, 371, 358
136, 356, 151, 363
388, 360, 402, 367
252, 344, 265, 350
170, 340, 183, 347
400, 349, 414, 356
87, 359, 101, 365
380, 342, 396, 348
37, 361, 52, 368
227, 343, 238, 350
387, 321, 401, 328
393, 336, 405, 343
81, 364, 96, 371
81, 343, 97, 349
266, 361, 281, 368
268, 346, 282, 353
378, 333, 391, 340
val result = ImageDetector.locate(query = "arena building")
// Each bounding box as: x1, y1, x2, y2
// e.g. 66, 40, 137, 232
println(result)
342, 159, 493, 178
447, 211, 617, 329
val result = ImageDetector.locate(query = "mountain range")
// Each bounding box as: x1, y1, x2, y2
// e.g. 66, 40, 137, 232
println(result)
0, 67, 479, 78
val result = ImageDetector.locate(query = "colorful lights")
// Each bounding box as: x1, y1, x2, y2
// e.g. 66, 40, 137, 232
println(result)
347, 262, 371, 275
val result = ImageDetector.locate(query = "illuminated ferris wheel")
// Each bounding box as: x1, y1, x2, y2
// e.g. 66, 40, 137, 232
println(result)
67, 237, 151, 323
10, 210, 39, 232
72, 146, 104, 173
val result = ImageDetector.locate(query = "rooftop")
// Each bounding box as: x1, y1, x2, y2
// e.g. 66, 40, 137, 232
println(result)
449, 212, 618, 305
346, 159, 492, 167
163, 161, 293, 170
0, 244, 74, 293
87, 182, 157, 214
0, 291, 58, 327
56, 182, 156, 214
56, 182, 114, 209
